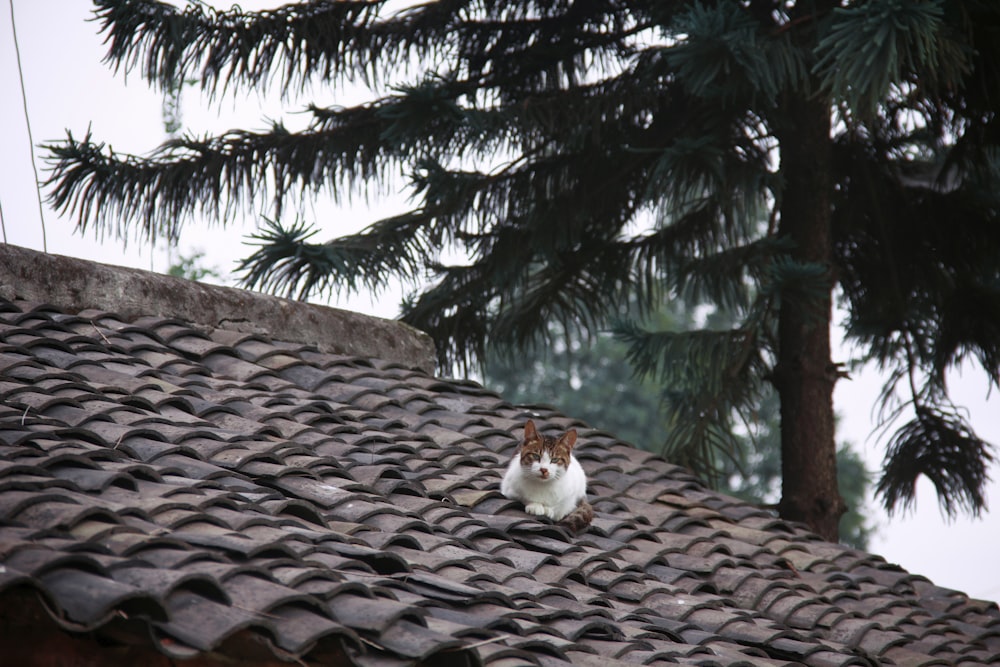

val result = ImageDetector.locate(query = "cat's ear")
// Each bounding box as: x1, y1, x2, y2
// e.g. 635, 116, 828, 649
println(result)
524, 419, 538, 441
558, 429, 577, 450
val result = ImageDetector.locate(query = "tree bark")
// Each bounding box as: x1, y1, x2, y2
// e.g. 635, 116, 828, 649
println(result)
773, 95, 845, 542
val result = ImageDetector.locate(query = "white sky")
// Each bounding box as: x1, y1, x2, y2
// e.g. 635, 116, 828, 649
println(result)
2, 1, 998, 602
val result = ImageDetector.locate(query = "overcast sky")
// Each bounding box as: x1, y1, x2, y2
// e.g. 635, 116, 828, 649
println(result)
2, 1, 998, 602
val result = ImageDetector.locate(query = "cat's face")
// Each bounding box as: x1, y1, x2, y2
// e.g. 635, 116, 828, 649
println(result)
518, 419, 577, 483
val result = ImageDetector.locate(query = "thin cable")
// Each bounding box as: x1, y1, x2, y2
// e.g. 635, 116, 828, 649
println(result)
0, 197, 8, 244
8, 0, 47, 252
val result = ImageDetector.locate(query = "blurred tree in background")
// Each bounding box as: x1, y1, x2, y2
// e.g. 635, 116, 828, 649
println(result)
45, 0, 1000, 541
166, 250, 222, 282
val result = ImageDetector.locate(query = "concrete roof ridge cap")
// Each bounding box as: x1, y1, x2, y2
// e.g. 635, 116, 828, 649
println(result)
0, 243, 436, 374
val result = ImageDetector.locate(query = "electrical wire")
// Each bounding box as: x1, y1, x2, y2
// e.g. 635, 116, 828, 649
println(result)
0, 197, 7, 244
8, 0, 47, 252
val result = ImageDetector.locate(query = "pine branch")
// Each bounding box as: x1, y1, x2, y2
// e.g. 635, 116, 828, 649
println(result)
400, 263, 495, 374
613, 322, 766, 390
932, 281, 1000, 388
491, 246, 633, 350
664, 0, 776, 100
877, 405, 995, 518
674, 237, 790, 312
94, 0, 399, 96
814, 1, 969, 119
45, 65, 669, 246
238, 215, 431, 300
402, 231, 639, 372
760, 255, 832, 321
611, 319, 771, 483
834, 136, 1000, 394
444, 2, 656, 97
44, 85, 488, 242
93, 0, 652, 100
44, 106, 393, 242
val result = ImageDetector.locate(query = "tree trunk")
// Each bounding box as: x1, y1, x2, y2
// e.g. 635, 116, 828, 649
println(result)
773, 96, 845, 542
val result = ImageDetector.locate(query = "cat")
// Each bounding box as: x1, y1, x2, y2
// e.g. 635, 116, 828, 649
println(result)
500, 419, 593, 533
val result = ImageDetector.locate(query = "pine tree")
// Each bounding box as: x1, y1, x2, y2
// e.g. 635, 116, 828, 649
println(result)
45, 0, 1000, 540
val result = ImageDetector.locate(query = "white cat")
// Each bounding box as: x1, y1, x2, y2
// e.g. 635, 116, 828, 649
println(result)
501, 419, 593, 532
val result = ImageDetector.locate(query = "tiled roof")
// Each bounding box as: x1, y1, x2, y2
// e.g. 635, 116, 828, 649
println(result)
1, 245, 999, 666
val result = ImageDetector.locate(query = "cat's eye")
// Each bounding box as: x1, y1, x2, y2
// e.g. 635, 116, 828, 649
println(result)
522, 453, 539, 463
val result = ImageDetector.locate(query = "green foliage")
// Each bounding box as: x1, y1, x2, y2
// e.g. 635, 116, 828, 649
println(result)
44, 0, 1000, 526
837, 443, 876, 551
240, 216, 430, 299
666, 1, 805, 101
162, 77, 198, 138
612, 319, 768, 483
813, 1, 968, 118
167, 249, 221, 282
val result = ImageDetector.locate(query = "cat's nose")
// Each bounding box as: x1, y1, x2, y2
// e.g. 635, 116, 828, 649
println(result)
539, 468, 549, 478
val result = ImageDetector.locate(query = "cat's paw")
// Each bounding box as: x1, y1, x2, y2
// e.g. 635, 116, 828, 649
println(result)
524, 502, 547, 516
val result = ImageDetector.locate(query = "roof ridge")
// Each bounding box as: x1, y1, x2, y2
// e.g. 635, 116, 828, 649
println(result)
0, 243, 435, 373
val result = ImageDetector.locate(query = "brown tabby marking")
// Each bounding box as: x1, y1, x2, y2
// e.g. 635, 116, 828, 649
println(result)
519, 420, 574, 479
561, 498, 594, 534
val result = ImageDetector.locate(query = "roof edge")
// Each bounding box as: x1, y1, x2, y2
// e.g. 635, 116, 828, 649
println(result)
0, 243, 436, 373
